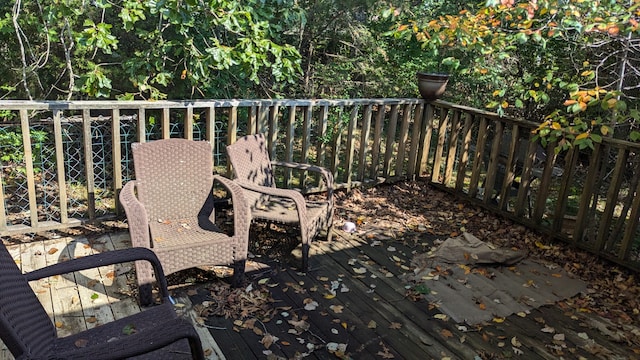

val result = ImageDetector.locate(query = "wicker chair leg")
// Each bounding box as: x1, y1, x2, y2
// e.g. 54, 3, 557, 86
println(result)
326, 225, 334, 242
301, 243, 310, 272
231, 260, 246, 287
135, 260, 155, 306
138, 283, 154, 307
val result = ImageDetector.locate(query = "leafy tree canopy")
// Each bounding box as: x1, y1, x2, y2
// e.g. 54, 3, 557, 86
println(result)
1, 0, 304, 100
389, 0, 640, 148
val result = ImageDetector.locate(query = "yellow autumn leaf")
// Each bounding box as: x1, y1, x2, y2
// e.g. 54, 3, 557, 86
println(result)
397, 24, 408, 31
601, 126, 609, 136
535, 241, 551, 249
579, 102, 588, 111
324, 293, 336, 299
606, 98, 617, 108
492, 317, 505, 323
563, 99, 577, 106
576, 132, 589, 140
551, 122, 562, 130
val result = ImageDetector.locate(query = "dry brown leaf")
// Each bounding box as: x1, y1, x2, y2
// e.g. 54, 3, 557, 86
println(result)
74, 339, 89, 348
389, 322, 402, 329
47, 248, 58, 255
261, 334, 276, 349
441, 329, 453, 338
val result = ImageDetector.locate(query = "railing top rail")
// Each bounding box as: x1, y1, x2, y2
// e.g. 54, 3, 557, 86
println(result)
0, 98, 427, 111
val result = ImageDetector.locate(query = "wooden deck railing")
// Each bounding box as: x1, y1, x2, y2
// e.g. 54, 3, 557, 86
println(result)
1, 99, 639, 271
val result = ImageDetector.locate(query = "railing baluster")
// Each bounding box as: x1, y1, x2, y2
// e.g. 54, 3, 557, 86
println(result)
82, 109, 96, 221
317, 105, 329, 169
455, 113, 473, 191
595, 147, 627, 251
551, 147, 578, 234
407, 103, 424, 180
370, 105, 385, 179
395, 104, 412, 179
268, 104, 279, 161
431, 107, 449, 184
417, 104, 434, 178
382, 104, 399, 178
573, 142, 602, 244
137, 108, 146, 143
468, 116, 488, 199
443, 110, 461, 187
184, 106, 194, 140
111, 109, 123, 214
20, 110, 38, 227
358, 104, 373, 182
161, 108, 170, 139
343, 105, 359, 189
301, 105, 312, 189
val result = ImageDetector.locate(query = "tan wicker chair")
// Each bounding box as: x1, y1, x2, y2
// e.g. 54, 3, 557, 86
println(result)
0, 243, 205, 359
226, 134, 334, 271
120, 139, 250, 305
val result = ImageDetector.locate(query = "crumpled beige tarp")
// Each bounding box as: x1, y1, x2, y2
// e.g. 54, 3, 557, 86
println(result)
409, 232, 586, 325
423, 232, 527, 266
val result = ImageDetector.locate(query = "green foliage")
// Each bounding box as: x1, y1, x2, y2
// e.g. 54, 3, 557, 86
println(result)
0, 0, 304, 100
388, 0, 640, 148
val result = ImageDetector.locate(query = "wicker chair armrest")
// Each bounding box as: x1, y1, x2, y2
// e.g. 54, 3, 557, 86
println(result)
234, 181, 308, 223
53, 317, 204, 360
212, 175, 250, 250
23, 248, 171, 301
119, 181, 152, 248
271, 161, 334, 191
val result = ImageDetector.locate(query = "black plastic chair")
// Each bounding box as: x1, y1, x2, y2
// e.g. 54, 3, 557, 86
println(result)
0, 242, 205, 359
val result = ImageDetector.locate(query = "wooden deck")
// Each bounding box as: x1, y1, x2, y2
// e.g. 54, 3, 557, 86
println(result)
2, 229, 639, 359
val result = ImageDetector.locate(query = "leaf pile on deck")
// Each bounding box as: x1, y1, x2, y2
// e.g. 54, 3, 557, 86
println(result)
332, 181, 640, 341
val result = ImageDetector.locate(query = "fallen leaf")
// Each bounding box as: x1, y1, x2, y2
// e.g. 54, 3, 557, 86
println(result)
441, 329, 453, 338
511, 336, 521, 347
578, 332, 590, 340
261, 334, 278, 349
74, 339, 89, 348
353, 267, 367, 274
541, 326, 555, 333
330, 305, 344, 313
553, 333, 565, 341
389, 322, 402, 329
434, 313, 448, 321
47, 248, 58, 255
368, 320, 377, 328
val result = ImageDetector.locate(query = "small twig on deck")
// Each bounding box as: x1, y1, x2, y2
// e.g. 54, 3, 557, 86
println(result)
200, 324, 227, 330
